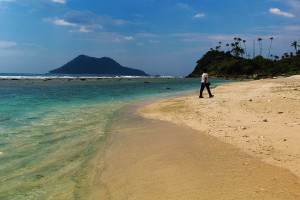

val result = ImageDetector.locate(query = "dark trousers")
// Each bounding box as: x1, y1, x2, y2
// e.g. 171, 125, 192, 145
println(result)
200, 83, 212, 97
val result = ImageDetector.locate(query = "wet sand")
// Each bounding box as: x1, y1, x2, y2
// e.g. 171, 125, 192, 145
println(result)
141, 76, 300, 178
77, 103, 300, 200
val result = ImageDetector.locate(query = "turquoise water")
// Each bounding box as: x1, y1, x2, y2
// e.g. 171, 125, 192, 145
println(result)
0, 77, 232, 199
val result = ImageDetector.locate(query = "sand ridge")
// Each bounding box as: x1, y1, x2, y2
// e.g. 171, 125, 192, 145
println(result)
140, 76, 300, 177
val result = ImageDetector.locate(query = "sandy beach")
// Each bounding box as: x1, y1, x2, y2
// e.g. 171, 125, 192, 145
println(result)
78, 77, 300, 200
140, 76, 300, 178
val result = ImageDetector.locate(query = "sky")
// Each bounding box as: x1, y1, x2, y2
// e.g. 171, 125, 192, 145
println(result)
0, 0, 300, 76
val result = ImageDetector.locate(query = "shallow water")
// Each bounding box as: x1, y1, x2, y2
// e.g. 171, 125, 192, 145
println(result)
0, 78, 232, 199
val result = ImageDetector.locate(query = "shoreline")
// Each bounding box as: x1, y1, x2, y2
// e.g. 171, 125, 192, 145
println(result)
77, 96, 300, 199
140, 75, 300, 177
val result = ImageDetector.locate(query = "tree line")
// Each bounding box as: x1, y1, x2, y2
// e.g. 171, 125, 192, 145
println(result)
187, 37, 300, 78
212, 37, 300, 60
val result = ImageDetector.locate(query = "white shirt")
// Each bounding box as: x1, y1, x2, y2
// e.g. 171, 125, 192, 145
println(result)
201, 72, 208, 83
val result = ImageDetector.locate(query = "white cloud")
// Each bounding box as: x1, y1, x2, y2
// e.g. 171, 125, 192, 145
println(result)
51, 0, 66, 3
114, 19, 130, 25
0, 41, 17, 48
0, 0, 15, 7
207, 34, 238, 42
20, 43, 46, 50
194, 13, 205, 18
269, 8, 295, 18
54, 19, 76, 26
44, 17, 75, 26
287, 0, 300, 9
70, 24, 102, 33
284, 25, 300, 31
124, 36, 134, 40
70, 26, 89, 33
170, 33, 204, 42
178, 3, 191, 10
274, 0, 300, 10
170, 33, 256, 43
63, 10, 136, 27
75, 32, 130, 43
44, 17, 102, 33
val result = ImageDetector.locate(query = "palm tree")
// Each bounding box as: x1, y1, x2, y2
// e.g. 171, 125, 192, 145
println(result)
237, 38, 242, 47
258, 38, 263, 56
226, 43, 230, 51
243, 40, 247, 58
291, 41, 300, 54
218, 42, 222, 51
231, 41, 244, 57
253, 40, 255, 58
268, 37, 274, 59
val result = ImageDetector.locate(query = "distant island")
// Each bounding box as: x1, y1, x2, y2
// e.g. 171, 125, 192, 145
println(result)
188, 38, 300, 79
49, 55, 149, 76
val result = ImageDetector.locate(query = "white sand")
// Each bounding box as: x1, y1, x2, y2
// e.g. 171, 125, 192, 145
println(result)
140, 76, 300, 177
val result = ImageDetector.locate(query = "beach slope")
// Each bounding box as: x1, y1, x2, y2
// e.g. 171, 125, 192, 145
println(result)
140, 76, 300, 177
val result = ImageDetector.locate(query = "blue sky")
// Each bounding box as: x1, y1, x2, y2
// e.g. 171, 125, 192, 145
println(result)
0, 0, 299, 76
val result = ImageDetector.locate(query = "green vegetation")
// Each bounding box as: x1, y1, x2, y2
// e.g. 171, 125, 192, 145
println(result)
187, 38, 300, 79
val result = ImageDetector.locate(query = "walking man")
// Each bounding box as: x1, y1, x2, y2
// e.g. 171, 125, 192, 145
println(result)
199, 68, 214, 98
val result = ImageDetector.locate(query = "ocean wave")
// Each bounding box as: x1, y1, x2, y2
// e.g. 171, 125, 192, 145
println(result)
0, 73, 177, 80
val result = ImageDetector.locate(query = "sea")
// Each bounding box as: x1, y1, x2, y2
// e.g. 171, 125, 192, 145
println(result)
0, 73, 233, 199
